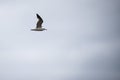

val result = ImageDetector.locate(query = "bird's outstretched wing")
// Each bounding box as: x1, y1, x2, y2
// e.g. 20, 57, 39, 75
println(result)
36, 14, 43, 28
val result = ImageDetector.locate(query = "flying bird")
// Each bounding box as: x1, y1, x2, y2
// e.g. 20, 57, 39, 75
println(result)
31, 14, 47, 31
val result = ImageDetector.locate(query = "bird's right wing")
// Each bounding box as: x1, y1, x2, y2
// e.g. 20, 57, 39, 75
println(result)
36, 14, 43, 28
36, 14, 43, 22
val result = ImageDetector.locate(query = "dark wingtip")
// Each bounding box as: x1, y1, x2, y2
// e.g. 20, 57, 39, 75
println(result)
36, 13, 43, 22
36, 13, 38, 15
36, 13, 39, 16
36, 13, 40, 18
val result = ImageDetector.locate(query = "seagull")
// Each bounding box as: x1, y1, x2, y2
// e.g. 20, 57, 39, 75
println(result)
31, 14, 47, 31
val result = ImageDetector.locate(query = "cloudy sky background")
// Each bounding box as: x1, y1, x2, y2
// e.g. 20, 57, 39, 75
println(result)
0, 0, 120, 80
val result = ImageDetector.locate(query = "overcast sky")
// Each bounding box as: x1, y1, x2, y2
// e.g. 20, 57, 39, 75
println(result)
0, 0, 120, 80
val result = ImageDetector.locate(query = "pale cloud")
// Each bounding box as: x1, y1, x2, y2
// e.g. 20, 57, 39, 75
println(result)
0, 0, 119, 80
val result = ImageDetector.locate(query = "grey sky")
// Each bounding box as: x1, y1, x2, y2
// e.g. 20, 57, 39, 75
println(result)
0, 0, 120, 80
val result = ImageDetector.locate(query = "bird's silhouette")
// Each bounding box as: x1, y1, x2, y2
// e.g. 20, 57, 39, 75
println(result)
31, 14, 47, 31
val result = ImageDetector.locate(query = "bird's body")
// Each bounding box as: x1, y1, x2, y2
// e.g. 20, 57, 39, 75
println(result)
31, 28, 46, 31
31, 14, 46, 31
